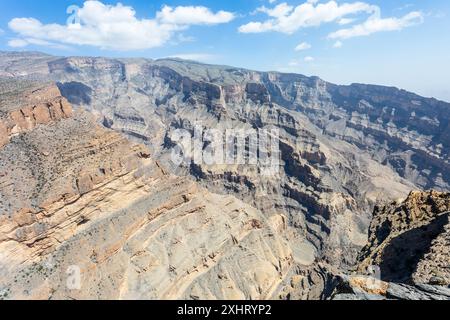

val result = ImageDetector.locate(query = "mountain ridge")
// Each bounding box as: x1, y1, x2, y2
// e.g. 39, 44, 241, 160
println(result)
1, 50, 449, 103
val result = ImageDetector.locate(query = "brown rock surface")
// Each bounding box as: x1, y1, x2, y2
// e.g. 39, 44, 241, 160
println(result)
358, 191, 450, 285
0, 79, 72, 148
0, 80, 303, 300
1, 52, 449, 300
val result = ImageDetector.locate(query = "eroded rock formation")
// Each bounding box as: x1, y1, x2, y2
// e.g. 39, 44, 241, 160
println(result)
358, 190, 450, 285
0, 80, 306, 300
0, 51, 449, 300
0, 80, 72, 148
331, 191, 450, 300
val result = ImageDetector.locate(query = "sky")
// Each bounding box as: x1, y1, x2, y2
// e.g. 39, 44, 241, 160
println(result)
0, 0, 449, 101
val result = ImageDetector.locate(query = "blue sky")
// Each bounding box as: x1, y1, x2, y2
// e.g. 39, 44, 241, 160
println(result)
0, 0, 449, 101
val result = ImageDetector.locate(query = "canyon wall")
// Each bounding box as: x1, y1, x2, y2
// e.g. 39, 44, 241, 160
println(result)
0, 51, 449, 300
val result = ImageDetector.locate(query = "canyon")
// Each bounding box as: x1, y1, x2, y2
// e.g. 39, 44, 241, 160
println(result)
0, 51, 449, 300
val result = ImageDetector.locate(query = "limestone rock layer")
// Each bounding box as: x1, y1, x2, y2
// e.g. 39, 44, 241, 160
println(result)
0, 51, 449, 300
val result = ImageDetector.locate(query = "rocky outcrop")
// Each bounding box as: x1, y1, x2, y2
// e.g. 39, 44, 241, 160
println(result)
329, 191, 450, 300
0, 80, 72, 148
0, 80, 305, 300
358, 191, 450, 285
331, 274, 450, 300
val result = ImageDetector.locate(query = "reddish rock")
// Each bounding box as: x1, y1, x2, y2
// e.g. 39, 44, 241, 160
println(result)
0, 121, 8, 147
9, 109, 28, 130
76, 175, 94, 195
12, 208, 37, 227
60, 99, 73, 118
33, 104, 52, 124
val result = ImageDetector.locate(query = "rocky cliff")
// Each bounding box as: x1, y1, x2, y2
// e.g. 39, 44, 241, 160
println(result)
0, 79, 310, 300
42, 55, 422, 268
0, 79, 72, 148
0, 51, 449, 300
331, 191, 450, 300
358, 190, 450, 286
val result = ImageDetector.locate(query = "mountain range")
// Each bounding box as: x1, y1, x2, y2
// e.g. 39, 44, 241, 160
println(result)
0, 51, 449, 300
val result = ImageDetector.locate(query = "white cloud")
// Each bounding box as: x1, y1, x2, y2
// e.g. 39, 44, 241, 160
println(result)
338, 18, 356, 25
257, 3, 294, 19
0, 28, 4, 35
167, 53, 218, 62
239, 1, 378, 34
295, 42, 311, 51
156, 5, 234, 25
8, 39, 28, 48
8, 1, 235, 51
304, 56, 314, 62
394, 4, 414, 12
8, 38, 71, 50
328, 11, 423, 39
333, 40, 343, 48
239, 0, 423, 42
175, 34, 196, 43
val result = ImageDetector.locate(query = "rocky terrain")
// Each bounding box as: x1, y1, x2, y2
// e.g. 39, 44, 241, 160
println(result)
0, 80, 304, 300
45, 55, 420, 268
0, 51, 449, 300
0, 79, 73, 148
332, 191, 450, 300
359, 190, 450, 284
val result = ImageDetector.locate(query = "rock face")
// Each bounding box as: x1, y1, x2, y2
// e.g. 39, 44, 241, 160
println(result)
0, 51, 449, 300
0, 51, 56, 78
0, 79, 304, 300
42, 55, 422, 270
331, 191, 450, 300
0, 79, 72, 148
332, 275, 450, 300
358, 191, 450, 285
